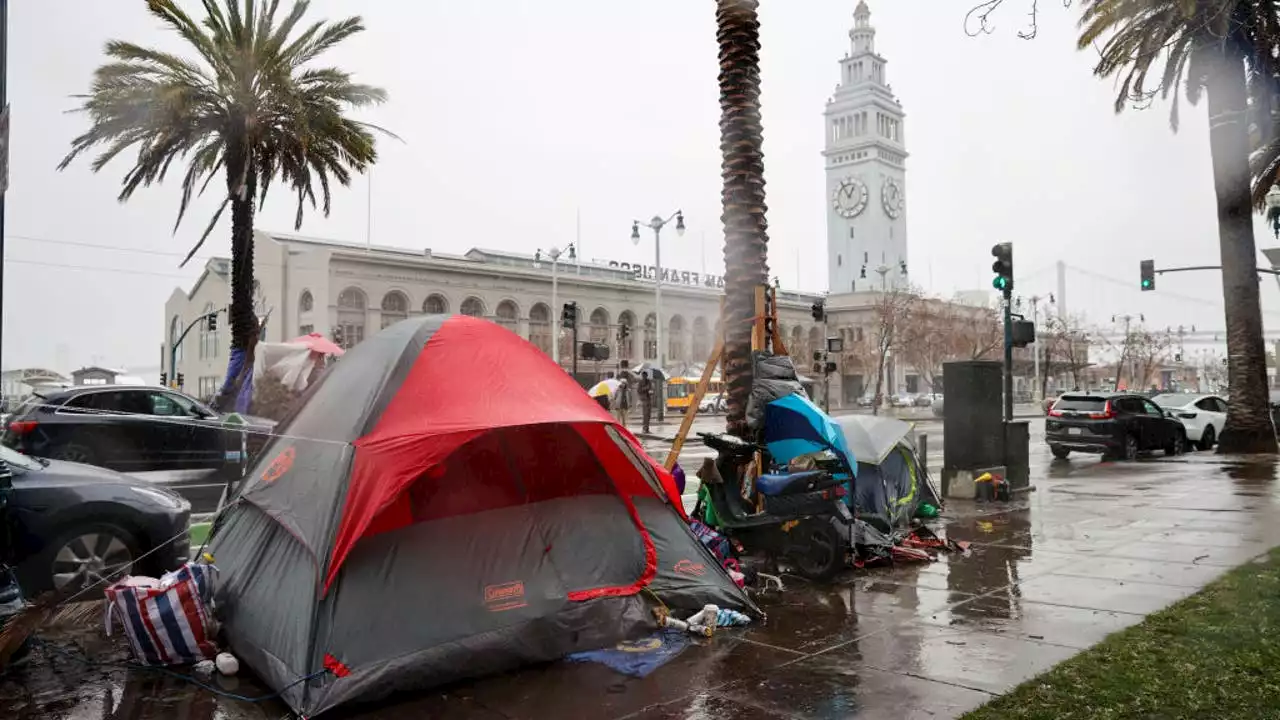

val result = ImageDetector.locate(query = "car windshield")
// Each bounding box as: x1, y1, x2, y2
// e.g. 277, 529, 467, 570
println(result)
1153, 394, 1198, 408
1053, 396, 1108, 411
0, 444, 48, 471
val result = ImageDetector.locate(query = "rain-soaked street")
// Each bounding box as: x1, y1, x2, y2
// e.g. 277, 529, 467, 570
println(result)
5, 419, 1280, 720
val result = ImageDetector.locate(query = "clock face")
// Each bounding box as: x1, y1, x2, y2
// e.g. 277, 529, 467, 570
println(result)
832, 177, 869, 219
882, 178, 905, 219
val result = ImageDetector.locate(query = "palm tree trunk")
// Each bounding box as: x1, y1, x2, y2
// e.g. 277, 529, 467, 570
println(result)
1201, 35, 1277, 453
716, 0, 770, 438
213, 147, 259, 412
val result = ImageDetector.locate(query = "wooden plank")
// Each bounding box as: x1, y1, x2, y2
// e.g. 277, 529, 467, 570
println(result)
664, 339, 724, 470
751, 285, 767, 352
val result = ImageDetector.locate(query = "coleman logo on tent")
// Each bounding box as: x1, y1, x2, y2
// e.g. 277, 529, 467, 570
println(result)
484, 581, 527, 612
261, 446, 296, 484
673, 559, 707, 577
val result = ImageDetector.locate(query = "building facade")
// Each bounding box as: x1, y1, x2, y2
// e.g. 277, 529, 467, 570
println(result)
824, 0, 908, 294
164, 231, 842, 399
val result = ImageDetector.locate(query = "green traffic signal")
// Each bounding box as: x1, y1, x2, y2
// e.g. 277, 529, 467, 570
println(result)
1141, 278, 1152, 289
993, 276, 1009, 291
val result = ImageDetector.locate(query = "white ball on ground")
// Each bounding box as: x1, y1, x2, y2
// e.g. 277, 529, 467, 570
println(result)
215, 652, 239, 676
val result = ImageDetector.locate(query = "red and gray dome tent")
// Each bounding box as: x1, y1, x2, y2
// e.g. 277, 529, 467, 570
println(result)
208, 314, 754, 716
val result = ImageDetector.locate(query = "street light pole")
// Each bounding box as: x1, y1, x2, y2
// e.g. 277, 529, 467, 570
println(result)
632, 210, 685, 423
535, 244, 575, 367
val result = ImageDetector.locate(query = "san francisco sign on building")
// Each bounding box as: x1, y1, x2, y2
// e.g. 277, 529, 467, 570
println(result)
600, 258, 726, 289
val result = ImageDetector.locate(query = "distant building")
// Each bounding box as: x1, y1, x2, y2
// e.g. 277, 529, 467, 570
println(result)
71, 366, 140, 386
0, 368, 71, 409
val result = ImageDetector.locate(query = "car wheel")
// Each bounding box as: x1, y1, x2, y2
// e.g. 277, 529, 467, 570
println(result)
38, 523, 140, 594
1050, 446, 1070, 460
1122, 434, 1139, 461
53, 442, 98, 466
1165, 432, 1185, 456
1199, 425, 1216, 451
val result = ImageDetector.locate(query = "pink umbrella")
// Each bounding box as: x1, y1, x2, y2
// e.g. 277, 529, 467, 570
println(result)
290, 332, 346, 357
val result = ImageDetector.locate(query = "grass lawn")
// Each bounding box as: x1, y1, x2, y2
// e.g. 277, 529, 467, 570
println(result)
963, 547, 1280, 720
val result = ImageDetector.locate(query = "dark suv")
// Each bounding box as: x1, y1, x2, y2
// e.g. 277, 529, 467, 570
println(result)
1046, 392, 1188, 461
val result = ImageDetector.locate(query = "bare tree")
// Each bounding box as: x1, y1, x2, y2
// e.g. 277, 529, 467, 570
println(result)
1041, 314, 1091, 392
1130, 327, 1174, 392
870, 288, 917, 415
896, 299, 996, 391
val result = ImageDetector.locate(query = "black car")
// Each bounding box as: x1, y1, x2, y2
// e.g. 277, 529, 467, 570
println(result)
3, 385, 236, 471
2, 445, 191, 593
1045, 392, 1188, 461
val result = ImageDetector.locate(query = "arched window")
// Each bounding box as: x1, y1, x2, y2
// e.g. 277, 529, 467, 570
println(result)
199, 303, 219, 359
495, 300, 519, 331
643, 313, 658, 361
617, 310, 636, 360
337, 287, 367, 349
791, 325, 805, 360
589, 307, 610, 344
668, 315, 687, 364
423, 293, 448, 315
169, 316, 183, 364
299, 290, 314, 313
691, 317, 711, 362
380, 291, 409, 329
529, 303, 551, 353
460, 297, 485, 318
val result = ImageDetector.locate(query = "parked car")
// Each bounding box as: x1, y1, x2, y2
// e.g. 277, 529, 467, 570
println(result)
3, 444, 191, 593
698, 393, 726, 414
912, 393, 937, 407
2, 386, 275, 512
890, 393, 914, 408
1151, 393, 1227, 451
1045, 391, 1188, 461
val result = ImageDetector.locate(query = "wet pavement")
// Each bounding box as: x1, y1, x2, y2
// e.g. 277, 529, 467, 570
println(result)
5, 426, 1280, 719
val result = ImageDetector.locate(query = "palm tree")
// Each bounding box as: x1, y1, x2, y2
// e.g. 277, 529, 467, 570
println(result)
1079, 0, 1279, 453
59, 0, 388, 410
715, 0, 770, 438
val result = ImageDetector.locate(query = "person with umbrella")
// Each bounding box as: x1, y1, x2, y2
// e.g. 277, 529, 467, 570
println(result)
588, 373, 620, 413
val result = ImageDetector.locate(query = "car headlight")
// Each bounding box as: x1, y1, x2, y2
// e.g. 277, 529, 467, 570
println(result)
129, 485, 190, 511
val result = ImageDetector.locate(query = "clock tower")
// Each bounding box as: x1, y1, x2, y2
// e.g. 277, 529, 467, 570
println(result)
824, 1, 908, 293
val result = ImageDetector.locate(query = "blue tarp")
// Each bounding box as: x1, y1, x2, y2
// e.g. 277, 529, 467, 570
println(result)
566, 630, 692, 677
762, 393, 856, 474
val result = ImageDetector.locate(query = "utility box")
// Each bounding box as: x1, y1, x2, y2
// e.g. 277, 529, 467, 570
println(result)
1004, 420, 1030, 490
941, 361, 1004, 496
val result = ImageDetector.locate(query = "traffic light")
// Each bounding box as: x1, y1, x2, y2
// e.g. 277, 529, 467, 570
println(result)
206, 312, 218, 332
580, 343, 611, 361
810, 300, 826, 322
991, 243, 1013, 295
176, 372, 185, 388
1140, 259, 1155, 291
617, 323, 630, 343
1011, 320, 1035, 348
561, 302, 577, 330
159, 372, 167, 387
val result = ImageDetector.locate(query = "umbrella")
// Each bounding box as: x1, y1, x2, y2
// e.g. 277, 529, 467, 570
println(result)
290, 332, 345, 357
835, 414, 911, 465
762, 393, 855, 472
588, 378, 621, 398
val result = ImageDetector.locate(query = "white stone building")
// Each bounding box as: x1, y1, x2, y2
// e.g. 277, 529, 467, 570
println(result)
164, 230, 835, 400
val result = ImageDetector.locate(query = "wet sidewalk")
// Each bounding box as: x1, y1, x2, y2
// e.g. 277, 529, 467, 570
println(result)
4, 452, 1279, 719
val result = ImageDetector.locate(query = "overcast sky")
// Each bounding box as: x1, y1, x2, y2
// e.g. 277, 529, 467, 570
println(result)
8, 0, 1280, 374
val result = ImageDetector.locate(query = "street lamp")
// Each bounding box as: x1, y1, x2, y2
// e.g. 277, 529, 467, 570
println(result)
631, 210, 684, 422
534, 242, 576, 366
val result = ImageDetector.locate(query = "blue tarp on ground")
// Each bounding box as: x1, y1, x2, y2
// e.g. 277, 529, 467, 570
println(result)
565, 630, 692, 677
